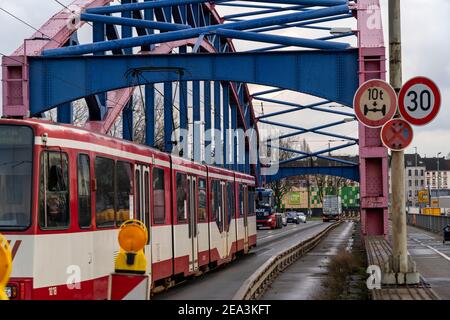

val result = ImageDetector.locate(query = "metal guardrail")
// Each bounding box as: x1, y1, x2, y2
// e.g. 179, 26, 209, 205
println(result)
233, 221, 342, 300
407, 214, 450, 234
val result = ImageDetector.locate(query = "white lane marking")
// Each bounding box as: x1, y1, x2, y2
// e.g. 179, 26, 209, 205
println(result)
411, 238, 450, 263
257, 223, 319, 241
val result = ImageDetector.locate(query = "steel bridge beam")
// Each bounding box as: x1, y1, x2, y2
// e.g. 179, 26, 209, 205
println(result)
259, 118, 358, 142
28, 50, 358, 114
255, 98, 354, 119
214, 28, 349, 50
265, 165, 360, 183
222, 4, 310, 20
81, 13, 192, 31
85, 0, 347, 15
277, 141, 357, 164
42, 4, 350, 56
268, 144, 358, 166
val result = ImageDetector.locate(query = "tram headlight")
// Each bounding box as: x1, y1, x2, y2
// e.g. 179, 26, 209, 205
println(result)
4, 285, 17, 299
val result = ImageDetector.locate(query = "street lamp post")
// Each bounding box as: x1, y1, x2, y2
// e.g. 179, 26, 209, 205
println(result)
414, 147, 418, 167
437, 152, 442, 210
414, 147, 418, 207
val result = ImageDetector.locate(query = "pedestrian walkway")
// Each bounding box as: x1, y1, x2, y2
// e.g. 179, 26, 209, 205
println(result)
404, 224, 450, 299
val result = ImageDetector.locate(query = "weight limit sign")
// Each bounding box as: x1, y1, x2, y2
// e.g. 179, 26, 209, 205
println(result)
398, 77, 441, 126
353, 79, 397, 128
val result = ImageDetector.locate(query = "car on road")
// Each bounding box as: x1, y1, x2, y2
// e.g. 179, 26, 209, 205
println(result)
257, 212, 279, 229
286, 211, 300, 224
296, 212, 307, 223
279, 212, 288, 227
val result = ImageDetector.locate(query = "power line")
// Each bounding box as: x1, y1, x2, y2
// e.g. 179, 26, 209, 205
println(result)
52, 0, 93, 27
0, 7, 63, 45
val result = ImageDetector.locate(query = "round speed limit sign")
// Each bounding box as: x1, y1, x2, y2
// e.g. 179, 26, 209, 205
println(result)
399, 77, 441, 126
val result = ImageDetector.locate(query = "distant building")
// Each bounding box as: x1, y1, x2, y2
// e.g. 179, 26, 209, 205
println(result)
422, 157, 450, 190
388, 154, 450, 207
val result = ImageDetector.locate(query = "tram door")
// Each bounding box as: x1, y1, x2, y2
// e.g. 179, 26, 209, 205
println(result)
187, 176, 199, 272
135, 165, 152, 276
243, 185, 249, 252
221, 182, 229, 259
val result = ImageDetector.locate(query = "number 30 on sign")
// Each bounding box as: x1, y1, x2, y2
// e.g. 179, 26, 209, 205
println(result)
398, 77, 441, 126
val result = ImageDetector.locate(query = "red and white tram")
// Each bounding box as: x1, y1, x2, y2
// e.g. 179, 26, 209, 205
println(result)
0, 119, 256, 300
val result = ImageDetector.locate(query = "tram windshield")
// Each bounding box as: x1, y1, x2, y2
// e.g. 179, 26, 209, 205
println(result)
0, 125, 33, 230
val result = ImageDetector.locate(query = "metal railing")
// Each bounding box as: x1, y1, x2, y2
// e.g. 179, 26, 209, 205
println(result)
233, 221, 342, 300
407, 214, 450, 234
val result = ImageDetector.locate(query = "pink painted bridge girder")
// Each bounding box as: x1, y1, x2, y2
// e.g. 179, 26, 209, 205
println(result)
356, 0, 389, 238
13, 0, 114, 55
3, 0, 114, 117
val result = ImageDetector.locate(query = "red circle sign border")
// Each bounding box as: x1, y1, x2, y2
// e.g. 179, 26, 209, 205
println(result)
353, 79, 398, 128
398, 76, 441, 126
380, 118, 414, 151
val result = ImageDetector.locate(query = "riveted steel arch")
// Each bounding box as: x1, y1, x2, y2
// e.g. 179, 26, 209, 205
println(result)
27, 50, 359, 112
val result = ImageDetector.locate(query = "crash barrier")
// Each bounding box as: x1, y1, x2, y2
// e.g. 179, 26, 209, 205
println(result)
233, 221, 342, 300
407, 213, 450, 234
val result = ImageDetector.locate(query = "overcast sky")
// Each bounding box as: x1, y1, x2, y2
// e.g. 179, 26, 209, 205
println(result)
0, 0, 448, 158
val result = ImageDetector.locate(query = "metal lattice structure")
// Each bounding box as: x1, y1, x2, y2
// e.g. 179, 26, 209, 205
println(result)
2, 0, 389, 237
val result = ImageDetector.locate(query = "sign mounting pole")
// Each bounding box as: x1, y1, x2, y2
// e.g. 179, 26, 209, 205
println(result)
389, 0, 409, 276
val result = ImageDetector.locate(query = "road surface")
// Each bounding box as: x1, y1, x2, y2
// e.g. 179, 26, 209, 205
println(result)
405, 224, 450, 299
154, 221, 332, 300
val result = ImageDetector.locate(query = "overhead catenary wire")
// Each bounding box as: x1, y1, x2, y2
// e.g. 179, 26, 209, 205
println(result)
52, 0, 94, 27
0, 7, 63, 46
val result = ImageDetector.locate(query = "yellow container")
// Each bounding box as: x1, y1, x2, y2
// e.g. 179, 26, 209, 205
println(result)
423, 207, 441, 216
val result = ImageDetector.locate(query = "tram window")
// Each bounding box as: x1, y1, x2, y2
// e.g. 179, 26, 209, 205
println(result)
0, 125, 33, 231
198, 178, 207, 222
238, 185, 244, 217
227, 182, 234, 226
211, 180, 222, 231
248, 186, 256, 216
77, 154, 91, 229
176, 172, 188, 222
153, 167, 165, 224
95, 157, 115, 228
116, 161, 132, 226
39, 151, 70, 229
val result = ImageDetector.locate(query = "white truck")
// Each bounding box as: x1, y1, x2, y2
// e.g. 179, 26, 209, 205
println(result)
322, 195, 342, 222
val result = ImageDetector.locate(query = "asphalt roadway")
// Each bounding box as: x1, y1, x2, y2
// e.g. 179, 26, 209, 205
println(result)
154, 221, 332, 300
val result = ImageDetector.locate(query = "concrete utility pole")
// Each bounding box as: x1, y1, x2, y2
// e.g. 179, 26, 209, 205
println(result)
389, 0, 408, 274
